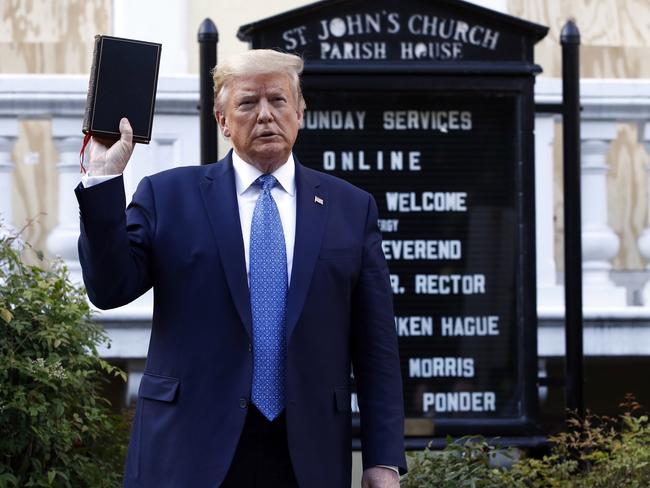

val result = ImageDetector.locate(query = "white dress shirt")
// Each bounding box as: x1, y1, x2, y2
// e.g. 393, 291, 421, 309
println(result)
231, 151, 296, 286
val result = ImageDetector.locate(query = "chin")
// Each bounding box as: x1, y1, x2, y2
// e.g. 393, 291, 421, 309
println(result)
247, 150, 287, 171
253, 144, 289, 160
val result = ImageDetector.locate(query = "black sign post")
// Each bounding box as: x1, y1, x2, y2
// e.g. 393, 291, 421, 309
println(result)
198, 18, 219, 165
239, 0, 548, 446
560, 21, 584, 418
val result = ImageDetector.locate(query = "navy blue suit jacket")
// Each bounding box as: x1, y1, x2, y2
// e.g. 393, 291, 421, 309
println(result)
75, 152, 406, 487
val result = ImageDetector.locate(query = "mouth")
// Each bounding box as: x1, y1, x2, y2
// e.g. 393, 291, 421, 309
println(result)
257, 131, 278, 139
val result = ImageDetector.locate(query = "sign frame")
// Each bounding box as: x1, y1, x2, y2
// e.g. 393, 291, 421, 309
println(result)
298, 70, 539, 439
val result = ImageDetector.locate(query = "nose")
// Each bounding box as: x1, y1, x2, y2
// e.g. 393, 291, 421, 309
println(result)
257, 99, 274, 123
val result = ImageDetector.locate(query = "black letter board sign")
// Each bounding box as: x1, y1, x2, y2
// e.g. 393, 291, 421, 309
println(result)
239, 0, 548, 441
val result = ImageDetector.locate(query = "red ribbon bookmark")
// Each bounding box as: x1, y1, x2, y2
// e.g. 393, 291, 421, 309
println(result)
79, 133, 91, 174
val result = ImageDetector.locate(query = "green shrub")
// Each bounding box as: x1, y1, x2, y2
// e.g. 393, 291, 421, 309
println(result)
402, 397, 650, 487
402, 436, 520, 488
510, 396, 650, 488
0, 231, 128, 487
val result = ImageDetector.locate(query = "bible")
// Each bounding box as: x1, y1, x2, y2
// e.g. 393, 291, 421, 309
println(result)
82, 35, 162, 144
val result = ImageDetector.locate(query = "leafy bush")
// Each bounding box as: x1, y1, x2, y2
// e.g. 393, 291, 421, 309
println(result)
402, 396, 650, 487
0, 231, 128, 487
402, 436, 517, 487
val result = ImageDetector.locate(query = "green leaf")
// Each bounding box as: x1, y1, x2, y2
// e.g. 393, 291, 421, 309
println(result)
47, 470, 55, 484
0, 308, 12, 323
0, 472, 18, 487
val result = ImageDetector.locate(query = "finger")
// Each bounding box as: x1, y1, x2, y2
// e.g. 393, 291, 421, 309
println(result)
119, 117, 133, 146
91, 135, 114, 148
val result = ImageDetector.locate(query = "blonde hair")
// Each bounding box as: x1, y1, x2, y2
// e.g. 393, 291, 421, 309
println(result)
213, 49, 306, 113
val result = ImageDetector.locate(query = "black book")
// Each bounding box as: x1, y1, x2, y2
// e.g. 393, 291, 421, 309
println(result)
82, 35, 162, 144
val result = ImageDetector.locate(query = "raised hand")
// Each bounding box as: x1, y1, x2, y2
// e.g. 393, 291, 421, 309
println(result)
87, 117, 134, 175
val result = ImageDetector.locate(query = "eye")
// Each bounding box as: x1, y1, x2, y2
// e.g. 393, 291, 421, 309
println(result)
237, 99, 255, 108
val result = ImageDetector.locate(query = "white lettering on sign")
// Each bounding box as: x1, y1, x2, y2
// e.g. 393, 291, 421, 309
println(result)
385, 192, 467, 212
302, 111, 366, 130
395, 316, 434, 336
409, 357, 474, 378
414, 274, 486, 295
322, 150, 421, 171
320, 41, 388, 60
317, 12, 401, 40
377, 219, 399, 232
280, 12, 502, 59
382, 239, 461, 260
422, 391, 496, 413
406, 15, 500, 50
389, 274, 405, 295
400, 41, 463, 60
441, 316, 500, 336
383, 110, 472, 131
282, 25, 308, 50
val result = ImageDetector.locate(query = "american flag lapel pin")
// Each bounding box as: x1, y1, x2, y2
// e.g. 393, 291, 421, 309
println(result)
314, 195, 324, 206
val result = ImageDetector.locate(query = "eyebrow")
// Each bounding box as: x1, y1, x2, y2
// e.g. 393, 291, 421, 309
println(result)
234, 86, 289, 101
235, 91, 257, 99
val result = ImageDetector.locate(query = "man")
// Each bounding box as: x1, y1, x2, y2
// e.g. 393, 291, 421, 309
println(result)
76, 49, 406, 487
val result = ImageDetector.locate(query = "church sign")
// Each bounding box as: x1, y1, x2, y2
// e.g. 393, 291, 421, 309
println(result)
239, 0, 548, 442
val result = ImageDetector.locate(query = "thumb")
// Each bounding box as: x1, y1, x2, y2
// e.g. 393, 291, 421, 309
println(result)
119, 117, 133, 146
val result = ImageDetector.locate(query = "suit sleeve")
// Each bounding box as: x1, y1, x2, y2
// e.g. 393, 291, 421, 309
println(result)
75, 175, 156, 310
350, 194, 407, 474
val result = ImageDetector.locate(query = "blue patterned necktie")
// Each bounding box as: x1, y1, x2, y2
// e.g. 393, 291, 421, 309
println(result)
249, 174, 287, 421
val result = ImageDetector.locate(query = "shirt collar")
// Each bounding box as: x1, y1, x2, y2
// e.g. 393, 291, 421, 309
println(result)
232, 150, 296, 197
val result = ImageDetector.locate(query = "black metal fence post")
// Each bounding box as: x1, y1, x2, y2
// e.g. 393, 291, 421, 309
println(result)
561, 20, 584, 417
198, 18, 218, 165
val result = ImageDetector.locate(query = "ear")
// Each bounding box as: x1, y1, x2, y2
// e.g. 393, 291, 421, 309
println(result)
296, 107, 304, 127
215, 111, 231, 138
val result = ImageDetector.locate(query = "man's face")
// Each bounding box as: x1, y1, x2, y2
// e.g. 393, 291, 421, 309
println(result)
216, 72, 303, 173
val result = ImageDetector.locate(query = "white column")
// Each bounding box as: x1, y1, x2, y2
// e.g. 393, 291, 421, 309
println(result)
580, 122, 626, 306
535, 115, 564, 308
47, 118, 84, 285
0, 137, 16, 232
0, 119, 18, 238
113, 0, 188, 74
636, 122, 650, 305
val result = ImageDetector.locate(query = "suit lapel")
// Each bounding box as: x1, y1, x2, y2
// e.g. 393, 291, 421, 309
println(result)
199, 153, 252, 340
286, 161, 328, 341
